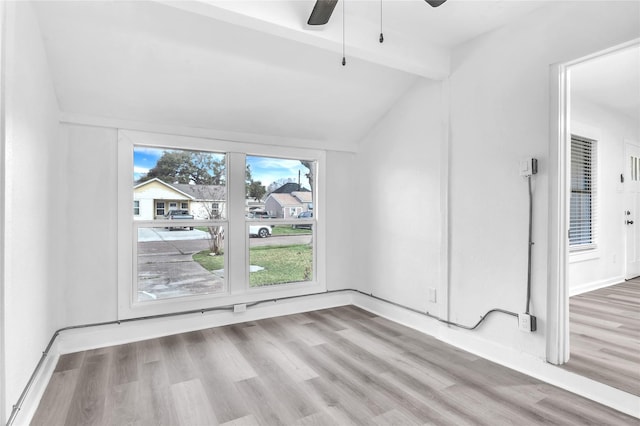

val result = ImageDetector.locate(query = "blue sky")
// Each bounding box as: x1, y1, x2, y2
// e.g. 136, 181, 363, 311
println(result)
246, 155, 311, 190
134, 147, 311, 190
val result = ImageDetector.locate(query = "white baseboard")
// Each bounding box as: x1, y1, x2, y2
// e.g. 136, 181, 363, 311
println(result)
12, 342, 60, 426
570, 275, 626, 297
56, 291, 352, 355
14, 290, 639, 424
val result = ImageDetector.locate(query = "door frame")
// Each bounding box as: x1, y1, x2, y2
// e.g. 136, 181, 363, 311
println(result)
624, 140, 640, 279
547, 39, 640, 365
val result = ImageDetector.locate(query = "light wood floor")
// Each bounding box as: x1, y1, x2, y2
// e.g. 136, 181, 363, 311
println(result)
32, 305, 636, 425
564, 277, 640, 396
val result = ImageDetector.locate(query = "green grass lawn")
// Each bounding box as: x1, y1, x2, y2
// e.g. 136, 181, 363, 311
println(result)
271, 226, 312, 236
193, 244, 312, 287
196, 226, 310, 236
192, 250, 224, 271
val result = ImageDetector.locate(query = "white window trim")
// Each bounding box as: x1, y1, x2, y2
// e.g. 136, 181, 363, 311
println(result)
117, 130, 326, 319
568, 248, 600, 263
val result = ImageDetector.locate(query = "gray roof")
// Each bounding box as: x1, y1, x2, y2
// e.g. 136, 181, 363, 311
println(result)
271, 182, 311, 194
171, 183, 226, 200
268, 191, 313, 207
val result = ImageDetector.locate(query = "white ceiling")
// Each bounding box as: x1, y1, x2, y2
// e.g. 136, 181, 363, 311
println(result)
32, 1, 550, 150
571, 46, 640, 121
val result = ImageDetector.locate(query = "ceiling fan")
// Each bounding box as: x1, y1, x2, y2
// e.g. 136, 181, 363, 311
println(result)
308, 0, 447, 26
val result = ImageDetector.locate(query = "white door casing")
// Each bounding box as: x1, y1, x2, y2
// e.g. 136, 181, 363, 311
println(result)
625, 141, 640, 279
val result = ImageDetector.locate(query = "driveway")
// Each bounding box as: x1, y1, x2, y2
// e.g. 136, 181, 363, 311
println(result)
138, 227, 210, 242
137, 228, 222, 301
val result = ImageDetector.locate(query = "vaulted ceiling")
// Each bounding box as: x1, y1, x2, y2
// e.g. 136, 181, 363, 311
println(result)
34, 1, 633, 151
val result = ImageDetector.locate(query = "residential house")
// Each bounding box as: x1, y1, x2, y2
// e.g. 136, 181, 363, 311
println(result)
264, 191, 313, 218
134, 178, 226, 220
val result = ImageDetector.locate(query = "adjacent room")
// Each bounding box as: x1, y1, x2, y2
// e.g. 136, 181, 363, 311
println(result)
1, 1, 638, 424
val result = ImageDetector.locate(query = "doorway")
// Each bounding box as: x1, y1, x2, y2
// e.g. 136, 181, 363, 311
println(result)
550, 42, 640, 393
625, 142, 640, 279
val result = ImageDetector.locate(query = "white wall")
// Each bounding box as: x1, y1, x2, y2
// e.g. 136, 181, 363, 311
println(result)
446, 1, 639, 358
355, 78, 445, 314
352, 1, 640, 363
568, 97, 640, 294
2, 1, 61, 419
0, 1, 6, 422
58, 124, 119, 326
325, 150, 356, 291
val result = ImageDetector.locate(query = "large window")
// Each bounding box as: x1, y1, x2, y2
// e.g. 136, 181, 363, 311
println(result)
133, 146, 227, 302
119, 131, 324, 318
570, 135, 597, 250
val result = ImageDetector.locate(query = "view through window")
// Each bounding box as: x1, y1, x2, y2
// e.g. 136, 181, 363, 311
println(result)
134, 147, 227, 301
246, 155, 315, 287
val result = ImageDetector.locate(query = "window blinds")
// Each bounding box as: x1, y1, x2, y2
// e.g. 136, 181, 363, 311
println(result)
569, 136, 597, 249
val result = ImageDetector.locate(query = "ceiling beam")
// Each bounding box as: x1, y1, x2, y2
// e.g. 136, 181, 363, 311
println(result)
160, 0, 450, 80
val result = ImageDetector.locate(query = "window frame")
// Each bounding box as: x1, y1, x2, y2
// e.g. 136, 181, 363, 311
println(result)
245, 154, 317, 290
569, 134, 598, 252
117, 130, 326, 319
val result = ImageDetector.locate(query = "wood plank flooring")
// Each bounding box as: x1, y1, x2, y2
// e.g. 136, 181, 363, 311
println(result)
32, 306, 636, 425
564, 277, 640, 396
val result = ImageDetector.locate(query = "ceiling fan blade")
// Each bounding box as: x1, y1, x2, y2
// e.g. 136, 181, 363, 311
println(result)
307, 0, 339, 25
425, 0, 447, 7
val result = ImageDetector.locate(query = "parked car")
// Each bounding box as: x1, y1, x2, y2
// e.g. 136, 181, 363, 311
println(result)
246, 211, 275, 219
249, 225, 272, 238
292, 211, 313, 229
164, 209, 194, 230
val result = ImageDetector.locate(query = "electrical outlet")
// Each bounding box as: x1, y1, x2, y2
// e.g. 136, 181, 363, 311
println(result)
233, 304, 247, 313
518, 313, 537, 332
428, 288, 437, 303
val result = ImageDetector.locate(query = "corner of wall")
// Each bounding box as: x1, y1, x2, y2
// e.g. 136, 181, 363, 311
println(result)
0, 0, 7, 422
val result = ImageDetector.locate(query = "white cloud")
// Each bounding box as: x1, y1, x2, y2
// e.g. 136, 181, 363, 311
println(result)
248, 156, 312, 186
134, 146, 165, 156
134, 166, 150, 174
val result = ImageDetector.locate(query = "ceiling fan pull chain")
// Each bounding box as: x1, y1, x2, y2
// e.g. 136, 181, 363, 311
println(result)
379, 0, 384, 43
342, 0, 346, 65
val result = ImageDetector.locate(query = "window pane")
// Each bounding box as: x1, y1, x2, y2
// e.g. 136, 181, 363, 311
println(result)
134, 146, 226, 220
137, 226, 225, 301
248, 225, 313, 287
246, 155, 314, 218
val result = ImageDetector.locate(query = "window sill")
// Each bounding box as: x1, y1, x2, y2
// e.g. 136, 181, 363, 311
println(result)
569, 248, 600, 263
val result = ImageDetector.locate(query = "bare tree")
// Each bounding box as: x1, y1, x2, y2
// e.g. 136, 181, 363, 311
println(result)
300, 160, 314, 194
193, 186, 226, 255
